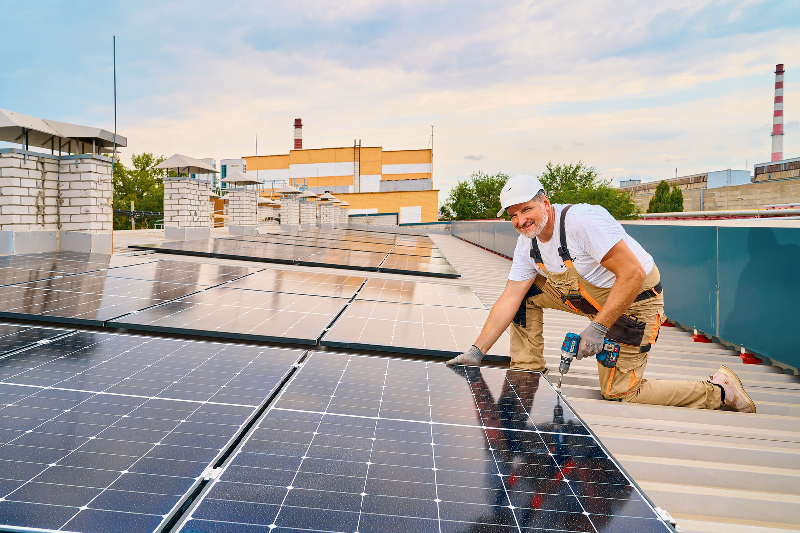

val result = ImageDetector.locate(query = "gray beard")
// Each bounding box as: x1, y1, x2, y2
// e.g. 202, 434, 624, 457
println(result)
518, 206, 549, 239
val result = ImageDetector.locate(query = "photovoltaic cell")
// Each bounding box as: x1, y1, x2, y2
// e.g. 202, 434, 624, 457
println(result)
92, 259, 261, 286
0, 331, 304, 533
0, 251, 156, 287
108, 287, 349, 344
179, 353, 671, 533
355, 278, 485, 309
379, 253, 460, 277
321, 299, 510, 357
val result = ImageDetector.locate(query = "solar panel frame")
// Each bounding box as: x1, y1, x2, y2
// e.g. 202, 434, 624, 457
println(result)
177, 352, 673, 533
0, 331, 306, 533
0, 323, 74, 357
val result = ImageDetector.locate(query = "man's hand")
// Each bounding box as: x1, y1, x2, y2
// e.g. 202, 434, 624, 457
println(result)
577, 322, 607, 360
446, 345, 484, 366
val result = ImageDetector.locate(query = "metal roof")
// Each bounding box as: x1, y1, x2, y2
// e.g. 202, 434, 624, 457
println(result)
0, 108, 126, 152
156, 153, 219, 174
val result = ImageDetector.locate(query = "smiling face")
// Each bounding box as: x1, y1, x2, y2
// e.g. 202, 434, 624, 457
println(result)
508, 195, 552, 239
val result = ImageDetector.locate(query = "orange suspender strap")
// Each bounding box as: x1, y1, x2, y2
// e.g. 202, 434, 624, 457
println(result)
577, 281, 603, 313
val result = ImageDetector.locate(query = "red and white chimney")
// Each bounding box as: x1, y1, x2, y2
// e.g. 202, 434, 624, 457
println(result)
772, 64, 785, 162
294, 118, 303, 150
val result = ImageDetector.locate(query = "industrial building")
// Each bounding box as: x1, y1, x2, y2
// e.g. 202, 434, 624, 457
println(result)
240, 119, 439, 224
620, 63, 799, 213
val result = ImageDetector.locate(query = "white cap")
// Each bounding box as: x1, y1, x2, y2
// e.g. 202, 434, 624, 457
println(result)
497, 174, 545, 217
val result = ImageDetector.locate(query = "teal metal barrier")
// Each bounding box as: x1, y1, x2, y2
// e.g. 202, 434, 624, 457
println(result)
451, 219, 800, 370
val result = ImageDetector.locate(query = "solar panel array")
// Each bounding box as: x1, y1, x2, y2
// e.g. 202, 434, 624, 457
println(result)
131, 228, 460, 278
178, 352, 672, 533
0, 247, 673, 533
0, 330, 303, 532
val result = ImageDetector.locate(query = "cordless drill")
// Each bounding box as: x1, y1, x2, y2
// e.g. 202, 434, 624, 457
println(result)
557, 332, 620, 390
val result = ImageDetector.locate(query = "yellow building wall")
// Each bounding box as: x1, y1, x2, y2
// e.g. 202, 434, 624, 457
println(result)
360, 147, 382, 176
338, 190, 440, 223
382, 149, 432, 165
243, 154, 289, 170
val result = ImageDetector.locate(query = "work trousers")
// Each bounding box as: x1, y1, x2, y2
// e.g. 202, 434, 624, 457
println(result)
510, 266, 722, 409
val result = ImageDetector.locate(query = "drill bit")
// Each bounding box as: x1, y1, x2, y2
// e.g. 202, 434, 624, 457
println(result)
557, 372, 564, 390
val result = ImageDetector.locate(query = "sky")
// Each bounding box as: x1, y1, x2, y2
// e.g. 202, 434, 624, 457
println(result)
1, 0, 799, 204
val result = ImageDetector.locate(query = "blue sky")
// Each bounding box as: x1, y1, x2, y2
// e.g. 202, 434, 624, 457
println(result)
1, 0, 799, 202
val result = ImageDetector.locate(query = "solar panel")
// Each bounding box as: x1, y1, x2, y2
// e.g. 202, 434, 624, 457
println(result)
379, 253, 460, 277
0, 323, 73, 356
298, 249, 386, 270
108, 287, 350, 344
0, 275, 211, 325
0, 331, 304, 533
131, 230, 459, 278
0, 252, 157, 287
223, 269, 365, 298
93, 259, 262, 286
321, 300, 510, 358
355, 278, 485, 309
178, 353, 672, 533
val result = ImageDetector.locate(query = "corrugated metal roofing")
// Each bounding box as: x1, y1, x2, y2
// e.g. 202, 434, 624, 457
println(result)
428, 232, 800, 533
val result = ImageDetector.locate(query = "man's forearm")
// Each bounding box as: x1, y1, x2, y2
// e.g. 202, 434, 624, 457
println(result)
473, 294, 519, 354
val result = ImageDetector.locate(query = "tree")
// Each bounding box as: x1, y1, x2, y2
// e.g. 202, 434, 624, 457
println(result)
113, 153, 167, 230
440, 171, 509, 220
647, 181, 671, 214
668, 185, 684, 212
647, 180, 684, 213
539, 162, 641, 220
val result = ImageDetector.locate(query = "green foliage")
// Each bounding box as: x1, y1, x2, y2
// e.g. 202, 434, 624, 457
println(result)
539, 162, 641, 220
113, 153, 166, 230
647, 180, 684, 213
439, 171, 509, 220
669, 185, 684, 212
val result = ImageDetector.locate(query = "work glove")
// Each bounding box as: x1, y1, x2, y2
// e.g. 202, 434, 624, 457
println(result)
577, 321, 607, 360
446, 345, 484, 366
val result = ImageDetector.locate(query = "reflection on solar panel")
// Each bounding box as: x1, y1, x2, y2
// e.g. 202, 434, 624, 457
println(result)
0, 323, 72, 356
131, 228, 460, 278
0, 275, 211, 325
223, 269, 365, 298
0, 252, 156, 287
356, 278, 485, 308
179, 353, 671, 533
92, 259, 261, 286
109, 287, 350, 344
0, 331, 303, 532
299, 249, 386, 270
321, 300, 510, 357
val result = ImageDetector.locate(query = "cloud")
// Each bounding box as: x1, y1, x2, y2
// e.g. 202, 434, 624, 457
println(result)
464, 154, 484, 160
606, 168, 625, 173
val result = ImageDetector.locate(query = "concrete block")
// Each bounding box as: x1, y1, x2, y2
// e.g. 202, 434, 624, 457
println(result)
229, 225, 258, 236
60, 231, 112, 254
0, 230, 58, 255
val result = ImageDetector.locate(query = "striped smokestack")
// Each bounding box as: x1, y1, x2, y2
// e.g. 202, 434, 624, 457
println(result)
294, 118, 303, 150
772, 64, 785, 162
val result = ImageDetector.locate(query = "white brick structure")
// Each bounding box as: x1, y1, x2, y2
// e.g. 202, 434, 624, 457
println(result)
280, 197, 300, 230
300, 200, 317, 228
227, 189, 258, 227
163, 179, 212, 228
318, 201, 337, 230
0, 150, 113, 254
339, 206, 349, 226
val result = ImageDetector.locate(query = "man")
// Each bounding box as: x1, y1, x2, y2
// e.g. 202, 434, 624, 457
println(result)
447, 174, 755, 412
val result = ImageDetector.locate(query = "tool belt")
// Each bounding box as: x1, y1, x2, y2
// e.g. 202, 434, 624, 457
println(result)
633, 281, 662, 303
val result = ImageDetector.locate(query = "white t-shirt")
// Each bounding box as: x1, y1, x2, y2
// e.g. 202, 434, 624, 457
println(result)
508, 203, 654, 288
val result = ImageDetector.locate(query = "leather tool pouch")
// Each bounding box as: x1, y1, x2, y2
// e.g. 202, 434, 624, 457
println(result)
607, 314, 646, 346
563, 291, 600, 315
512, 283, 544, 327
